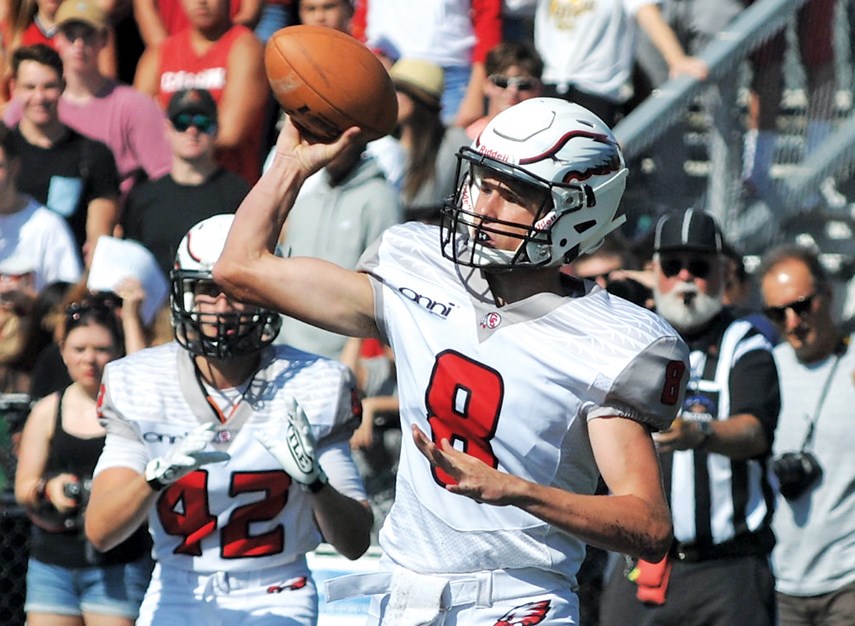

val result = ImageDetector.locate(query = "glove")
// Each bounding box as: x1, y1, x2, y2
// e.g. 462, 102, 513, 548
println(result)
256, 398, 328, 493
145, 423, 230, 491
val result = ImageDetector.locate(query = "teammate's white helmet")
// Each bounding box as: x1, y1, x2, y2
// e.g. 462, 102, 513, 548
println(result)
171, 214, 281, 358
440, 98, 628, 270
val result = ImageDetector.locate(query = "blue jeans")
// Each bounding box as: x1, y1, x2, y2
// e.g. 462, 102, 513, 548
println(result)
255, 3, 292, 43
25, 556, 153, 618
441, 64, 472, 125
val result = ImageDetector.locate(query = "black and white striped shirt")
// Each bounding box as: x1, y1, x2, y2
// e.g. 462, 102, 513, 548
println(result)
661, 309, 780, 546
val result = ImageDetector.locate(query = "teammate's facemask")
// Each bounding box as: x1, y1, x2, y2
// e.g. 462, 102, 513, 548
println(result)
171, 214, 281, 359
440, 97, 628, 271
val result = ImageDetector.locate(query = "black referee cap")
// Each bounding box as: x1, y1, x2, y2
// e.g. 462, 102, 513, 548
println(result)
654, 209, 722, 254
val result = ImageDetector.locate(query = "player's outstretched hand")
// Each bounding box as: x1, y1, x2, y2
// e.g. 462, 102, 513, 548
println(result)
273, 116, 362, 178
412, 424, 519, 506
255, 398, 328, 492
144, 422, 230, 491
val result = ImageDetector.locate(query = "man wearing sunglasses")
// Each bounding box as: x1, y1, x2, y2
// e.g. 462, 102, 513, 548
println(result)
465, 41, 544, 140
758, 245, 855, 626
120, 88, 250, 278
601, 208, 781, 626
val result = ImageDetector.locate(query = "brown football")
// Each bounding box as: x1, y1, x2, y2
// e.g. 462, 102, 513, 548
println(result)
265, 25, 398, 142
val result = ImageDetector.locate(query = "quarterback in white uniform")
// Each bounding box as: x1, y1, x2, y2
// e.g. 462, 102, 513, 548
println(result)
85, 215, 373, 626
216, 98, 690, 625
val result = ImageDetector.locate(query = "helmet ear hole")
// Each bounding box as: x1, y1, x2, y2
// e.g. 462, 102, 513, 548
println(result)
562, 244, 581, 265
574, 220, 597, 234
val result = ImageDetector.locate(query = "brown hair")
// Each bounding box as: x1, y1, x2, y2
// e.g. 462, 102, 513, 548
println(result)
62, 297, 125, 355
11, 43, 63, 80
401, 100, 445, 204
485, 41, 544, 79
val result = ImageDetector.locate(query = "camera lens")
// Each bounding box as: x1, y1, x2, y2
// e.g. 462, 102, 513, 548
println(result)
63, 482, 82, 499
773, 451, 822, 500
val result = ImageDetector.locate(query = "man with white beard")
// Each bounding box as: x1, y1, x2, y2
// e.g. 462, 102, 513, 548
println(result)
601, 208, 782, 626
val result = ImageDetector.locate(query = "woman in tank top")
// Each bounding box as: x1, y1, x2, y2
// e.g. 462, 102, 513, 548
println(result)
14, 296, 152, 626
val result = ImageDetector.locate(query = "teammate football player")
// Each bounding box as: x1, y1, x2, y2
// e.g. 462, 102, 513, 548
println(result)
215, 98, 690, 625
84, 214, 373, 626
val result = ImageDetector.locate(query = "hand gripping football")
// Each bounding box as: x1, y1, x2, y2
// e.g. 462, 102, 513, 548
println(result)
265, 25, 398, 142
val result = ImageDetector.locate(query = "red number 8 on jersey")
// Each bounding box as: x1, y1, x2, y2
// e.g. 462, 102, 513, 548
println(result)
425, 350, 503, 487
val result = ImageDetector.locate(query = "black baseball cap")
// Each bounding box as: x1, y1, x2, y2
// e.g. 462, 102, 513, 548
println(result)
167, 88, 218, 121
654, 209, 723, 254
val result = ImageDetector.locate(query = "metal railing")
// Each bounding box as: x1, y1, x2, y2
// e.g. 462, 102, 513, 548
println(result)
613, 0, 855, 255
615, 0, 809, 159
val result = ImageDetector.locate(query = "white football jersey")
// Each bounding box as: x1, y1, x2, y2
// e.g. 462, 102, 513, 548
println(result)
358, 223, 689, 580
95, 342, 365, 573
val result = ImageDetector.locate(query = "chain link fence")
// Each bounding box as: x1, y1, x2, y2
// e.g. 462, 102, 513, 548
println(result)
1, 394, 32, 626
616, 0, 855, 262
0, 495, 29, 626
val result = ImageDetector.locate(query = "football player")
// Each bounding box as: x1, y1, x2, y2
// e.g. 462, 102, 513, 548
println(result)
215, 98, 690, 625
84, 214, 372, 626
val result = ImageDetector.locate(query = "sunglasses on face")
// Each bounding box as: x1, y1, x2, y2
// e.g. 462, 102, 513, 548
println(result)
61, 24, 99, 44
763, 292, 817, 325
488, 74, 539, 91
659, 257, 712, 279
170, 113, 217, 134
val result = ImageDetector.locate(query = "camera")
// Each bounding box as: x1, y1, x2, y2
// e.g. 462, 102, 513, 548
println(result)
1, 393, 32, 434
63, 482, 83, 501
772, 451, 823, 500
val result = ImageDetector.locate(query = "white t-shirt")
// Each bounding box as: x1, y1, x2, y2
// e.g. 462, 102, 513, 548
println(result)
361, 0, 477, 67
535, 0, 656, 102
95, 342, 367, 574
0, 197, 82, 290
771, 338, 855, 596
357, 222, 687, 581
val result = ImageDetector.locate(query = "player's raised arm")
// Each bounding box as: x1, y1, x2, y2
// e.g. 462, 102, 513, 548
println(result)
214, 119, 378, 340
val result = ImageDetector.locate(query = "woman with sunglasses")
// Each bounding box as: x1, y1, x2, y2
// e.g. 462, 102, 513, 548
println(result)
14, 298, 152, 626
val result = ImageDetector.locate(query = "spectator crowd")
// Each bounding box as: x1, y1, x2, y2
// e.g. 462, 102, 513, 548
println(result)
0, 0, 853, 625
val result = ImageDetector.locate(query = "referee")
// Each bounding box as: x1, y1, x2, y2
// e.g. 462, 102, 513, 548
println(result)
601, 209, 781, 625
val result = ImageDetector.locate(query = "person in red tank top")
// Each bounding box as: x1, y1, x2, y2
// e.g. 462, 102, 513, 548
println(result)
133, 0, 259, 49
134, 0, 267, 184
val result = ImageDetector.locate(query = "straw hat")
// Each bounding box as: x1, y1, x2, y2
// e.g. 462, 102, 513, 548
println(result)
55, 0, 107, 31
389, 59, 444, 110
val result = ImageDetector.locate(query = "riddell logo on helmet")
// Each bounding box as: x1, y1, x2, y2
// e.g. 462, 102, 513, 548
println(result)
534, 210, 558, 231
477, 145, 512, 162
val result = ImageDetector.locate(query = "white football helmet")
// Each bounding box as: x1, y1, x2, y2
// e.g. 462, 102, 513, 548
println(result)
171, 214, 281, 358
440, 98, 628, 270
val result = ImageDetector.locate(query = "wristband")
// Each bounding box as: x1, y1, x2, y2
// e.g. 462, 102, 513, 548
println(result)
146, 476, 167, 492
302, 474, 328, 494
